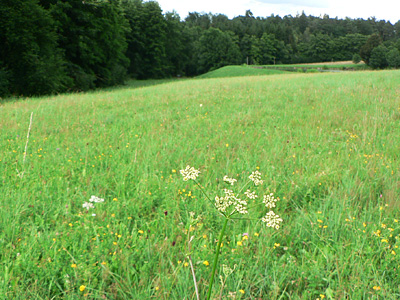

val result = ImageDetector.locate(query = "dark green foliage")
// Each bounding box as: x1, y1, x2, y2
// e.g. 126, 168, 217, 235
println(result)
0, 0, 69, 96
0, 62, 10, 98
1, 3, 400, 97
251, 33, 288, 65
332, 34, 368, 61
164, 12, 189, 76
386, 48, 400, 68
369, 45, 388, 69
123, 0, 167, 79
50, 0, 129, 90
352, 53, 362, 64
360, 33, 382, 64
197, 28, 242, 73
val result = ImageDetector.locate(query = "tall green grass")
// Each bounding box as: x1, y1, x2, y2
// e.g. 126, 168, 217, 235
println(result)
1, 70, 399, 299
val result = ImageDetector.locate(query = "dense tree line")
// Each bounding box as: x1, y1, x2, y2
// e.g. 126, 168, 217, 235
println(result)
1, 0, 400, 97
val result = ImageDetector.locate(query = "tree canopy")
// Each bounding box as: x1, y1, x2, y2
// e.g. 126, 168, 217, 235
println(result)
1, 1, 399, 97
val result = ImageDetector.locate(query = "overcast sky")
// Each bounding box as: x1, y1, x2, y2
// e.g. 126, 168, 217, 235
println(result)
156, 0, 400, 24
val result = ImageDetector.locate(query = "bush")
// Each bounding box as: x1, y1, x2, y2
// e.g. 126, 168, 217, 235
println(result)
387, 48, 400, 68
352, 53, 362, 64
369, 45, 388, 69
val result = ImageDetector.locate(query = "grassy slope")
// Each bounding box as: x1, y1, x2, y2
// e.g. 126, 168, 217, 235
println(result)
197, 65, 289, 78
1, 71, 400, 299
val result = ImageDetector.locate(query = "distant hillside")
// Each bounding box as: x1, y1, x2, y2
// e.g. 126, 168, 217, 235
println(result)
197, 66, 289, 79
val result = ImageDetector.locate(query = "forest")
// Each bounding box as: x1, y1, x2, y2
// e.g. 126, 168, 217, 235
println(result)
1, 0, 400, 97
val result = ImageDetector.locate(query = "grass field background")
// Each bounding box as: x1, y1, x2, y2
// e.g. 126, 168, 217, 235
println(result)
1, 69, 400, 299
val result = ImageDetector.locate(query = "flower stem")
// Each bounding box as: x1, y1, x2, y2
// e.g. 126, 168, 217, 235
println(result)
206, 217, 229, 300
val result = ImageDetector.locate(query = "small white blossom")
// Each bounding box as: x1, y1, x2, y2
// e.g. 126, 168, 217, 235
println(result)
234, 198, 248, 214
262, 211, 283, 229
89, 195, 104, 203
83, 202, 94, 210
215, 189, 248, 214
263, 193, 278, 208
249, 170, 263, 186
223, 176, 237, 185
180, 165, 200, 181
244, 189, 257, 199
215, 195, 233, 213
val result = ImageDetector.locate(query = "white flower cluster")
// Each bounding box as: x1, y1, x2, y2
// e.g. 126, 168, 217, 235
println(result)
89, 195, 105, 203
180, 165, 200, 181
262, 210, 283, 229
215, 189, 248, 214
223, 176, 237, 185
244, 189, 257, 199
249, 170, 263, 186
179, 165, 283, 229
82, 202, 94, 210
263, 193, 278, 208
83, 195, 105, 213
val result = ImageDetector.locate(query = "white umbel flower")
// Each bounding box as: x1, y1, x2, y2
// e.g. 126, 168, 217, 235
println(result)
244, 190, 257, 199
215, 189, 248, 214
89, 195, 104, 203
83, 202, 94, 210
263, 193, 278, 208
234, 198, 248, 214
249, 170, 263, 186
180, 165, 200, 181
262, 211, 283, 229
223, 176, 237, 185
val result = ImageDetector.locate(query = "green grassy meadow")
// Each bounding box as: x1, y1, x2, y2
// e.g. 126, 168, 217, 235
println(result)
197, 65, 289, 78
1, 70, 400, 299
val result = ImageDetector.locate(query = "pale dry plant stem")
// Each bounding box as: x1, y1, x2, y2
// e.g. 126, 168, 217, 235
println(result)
17, 112, 33, 178
187, 236, 200, 300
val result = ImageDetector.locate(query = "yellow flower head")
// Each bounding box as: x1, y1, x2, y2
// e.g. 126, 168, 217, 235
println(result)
203, 260, 209, 266
79, 285, 86, 292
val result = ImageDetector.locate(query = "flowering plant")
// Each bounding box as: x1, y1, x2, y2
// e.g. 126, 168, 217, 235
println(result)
179, 165, 283, 299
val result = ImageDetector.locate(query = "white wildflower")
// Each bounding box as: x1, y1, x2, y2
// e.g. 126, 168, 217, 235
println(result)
262, 211, 283, 229
82, 202, 94, 210
89, 195, 104, 203
263, 193, 278, 208
234, 198, 248, 214
244, 189, 257, 199
215, 189, 248, 214
223, 176, 237, 185
180, 165, 200, 181
215, 195, 233, 213
249, 170, 263, 186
